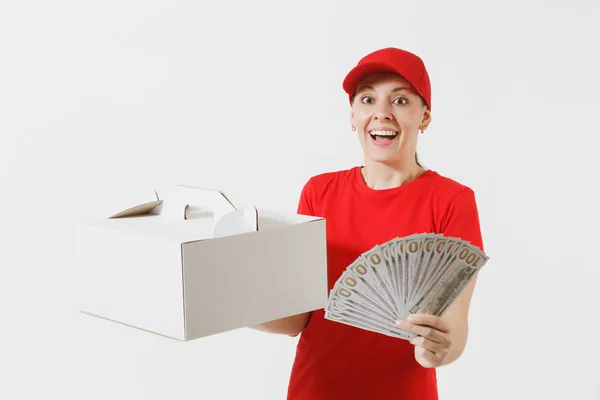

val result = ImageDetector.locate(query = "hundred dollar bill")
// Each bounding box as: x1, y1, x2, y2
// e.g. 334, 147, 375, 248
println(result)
325, 309, 410, 340
381, 241, 400, 311
345, 256, 400, 318
328, 299, 398, 332
408, 237, 463, 313
328, 280, 397, 325
390, 237, 408, 314
329, 297, 395, 328
328, 305, 413, 340
423, 238, 460, 280
411, 241, 487, 315
326, 233, 491, 340
327, 287, 416, 340
334, 270, 398, 320
408, 234, 440, 304
347, 256, 392, 303
395, 237, 410, 309
360, 245, 400, 316
409, 234, 448, 305
324, 308, 413, 340
390, 239, 411, 318
400, 234, 427, 306
387, 238, 402, 315
417, 243, 489, 316
332, 271, 389, 316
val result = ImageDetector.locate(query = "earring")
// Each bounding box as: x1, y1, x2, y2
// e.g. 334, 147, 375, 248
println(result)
352, 125, 356, 131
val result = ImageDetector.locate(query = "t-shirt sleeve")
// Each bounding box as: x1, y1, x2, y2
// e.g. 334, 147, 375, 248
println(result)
297, 178, 316, 216
439, 187, 484, 251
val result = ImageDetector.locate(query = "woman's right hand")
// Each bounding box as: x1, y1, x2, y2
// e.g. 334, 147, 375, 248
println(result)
249, 312, 312, 337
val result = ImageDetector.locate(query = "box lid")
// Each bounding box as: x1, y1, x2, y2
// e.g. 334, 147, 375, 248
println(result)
81, 185, 322, 244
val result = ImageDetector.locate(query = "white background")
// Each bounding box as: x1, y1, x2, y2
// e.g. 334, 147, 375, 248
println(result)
1, 0, 599, 399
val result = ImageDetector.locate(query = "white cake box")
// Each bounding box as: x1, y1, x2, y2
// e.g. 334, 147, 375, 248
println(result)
75, 185, 328, 341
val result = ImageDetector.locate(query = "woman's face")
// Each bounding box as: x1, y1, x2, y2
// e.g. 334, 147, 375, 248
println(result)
350, 72, 431, 166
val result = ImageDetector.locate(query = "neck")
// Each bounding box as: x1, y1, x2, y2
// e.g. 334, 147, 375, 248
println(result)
360, 160, 425, 190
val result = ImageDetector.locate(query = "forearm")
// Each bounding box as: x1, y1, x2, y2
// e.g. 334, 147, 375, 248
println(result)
249, 312, 312, 337
439, 273, 478, 366
439, 312, 469, 366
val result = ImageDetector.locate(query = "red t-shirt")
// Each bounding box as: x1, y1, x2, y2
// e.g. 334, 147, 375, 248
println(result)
286, 166, 485, 400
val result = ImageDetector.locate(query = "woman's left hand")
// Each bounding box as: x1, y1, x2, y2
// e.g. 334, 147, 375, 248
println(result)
396, 314, 453, 368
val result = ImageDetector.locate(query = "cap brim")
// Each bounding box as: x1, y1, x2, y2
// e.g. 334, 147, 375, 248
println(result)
342, 61, 401, 96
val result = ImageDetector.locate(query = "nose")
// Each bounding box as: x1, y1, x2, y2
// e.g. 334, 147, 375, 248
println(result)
372, 101, 392, 120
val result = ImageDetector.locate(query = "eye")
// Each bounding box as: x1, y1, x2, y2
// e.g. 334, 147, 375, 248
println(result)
360, 96, 374, 104
392, 97, 408, 105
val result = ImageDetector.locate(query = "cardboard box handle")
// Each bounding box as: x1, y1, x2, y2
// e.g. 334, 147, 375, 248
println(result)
159, 185, 236, 222
109, 185, 258, 237
162, 186, 259, 237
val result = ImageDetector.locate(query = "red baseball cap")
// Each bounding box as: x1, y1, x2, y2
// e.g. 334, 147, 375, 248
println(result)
342, 47, 432, 110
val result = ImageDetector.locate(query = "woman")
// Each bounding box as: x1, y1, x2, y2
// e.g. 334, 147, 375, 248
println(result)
253, 47, 485, 400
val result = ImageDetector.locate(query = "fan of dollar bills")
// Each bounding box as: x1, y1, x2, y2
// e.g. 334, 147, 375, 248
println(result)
325, 233, 489, 340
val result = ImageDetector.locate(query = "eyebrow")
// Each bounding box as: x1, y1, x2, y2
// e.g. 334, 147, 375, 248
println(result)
355, 85, 412, 94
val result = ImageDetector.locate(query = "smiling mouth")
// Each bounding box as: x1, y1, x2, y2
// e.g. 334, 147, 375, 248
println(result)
369, 129, 399, 142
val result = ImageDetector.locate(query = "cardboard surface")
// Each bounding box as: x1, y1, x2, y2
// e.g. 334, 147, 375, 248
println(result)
76, 185, 328, 341
182, 219, 326, 340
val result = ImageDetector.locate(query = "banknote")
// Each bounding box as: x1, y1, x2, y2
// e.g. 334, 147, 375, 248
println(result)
408, 233, 440, 305
324, 308, 413, 340
391, 238, 407, 312
334, 269, 398, 320
402, 234, 422, 307
329, 279, 396, 323
361, 245, 400, 316
325, 233, 490, 340
415, 241, 489, 316
381, 242, 402, 315
329, 298, 393, 327
327, 299, 410, 337
409, 236, 458, 309
409, 238, 465, 314
346, 256, 396, 316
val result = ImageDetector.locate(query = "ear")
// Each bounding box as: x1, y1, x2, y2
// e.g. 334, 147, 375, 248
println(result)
350, 111, 356, 131
420, 108, 432, 132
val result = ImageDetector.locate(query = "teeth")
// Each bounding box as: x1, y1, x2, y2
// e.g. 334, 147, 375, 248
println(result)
370, 130, 398, 136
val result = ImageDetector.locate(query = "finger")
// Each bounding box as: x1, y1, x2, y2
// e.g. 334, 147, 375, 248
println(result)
410, 335, 449, 356
395, 320, 448, 344
414, 345, 442, 368
407, 313, 450, 333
